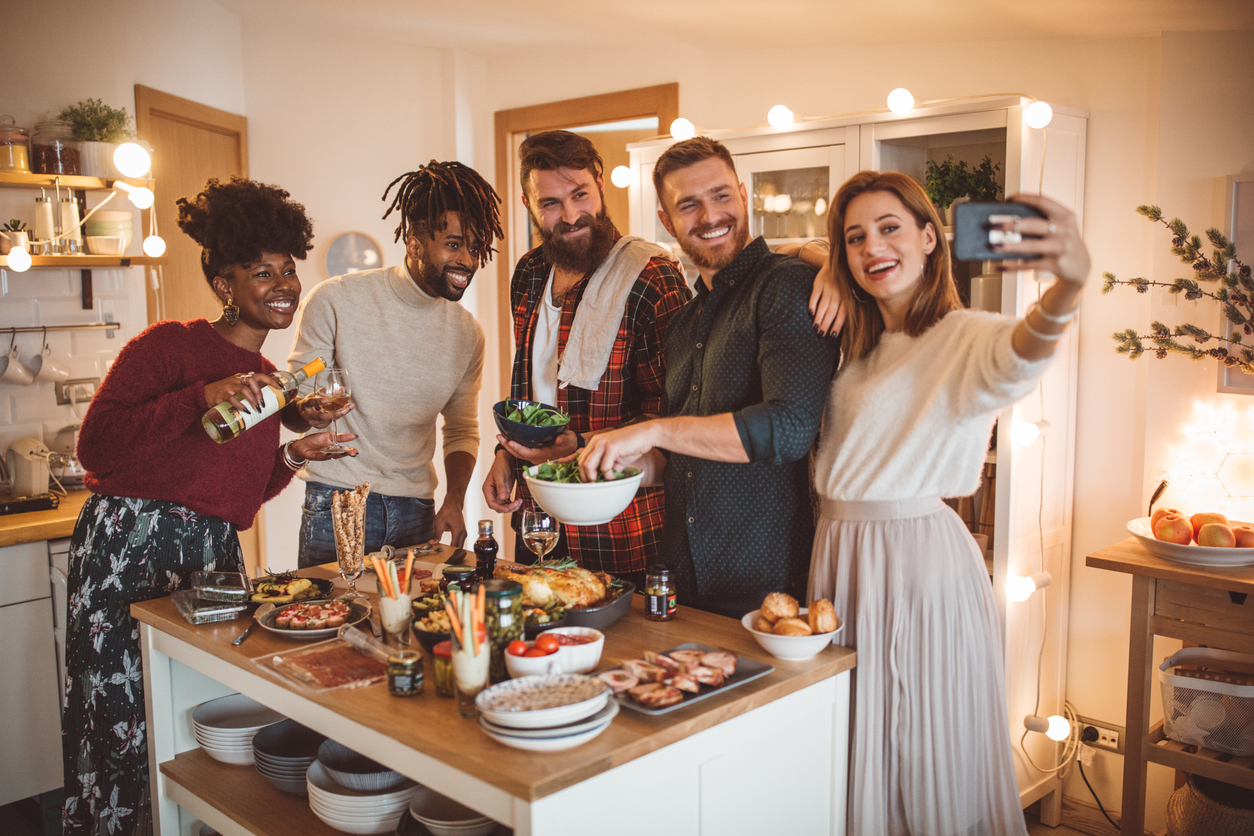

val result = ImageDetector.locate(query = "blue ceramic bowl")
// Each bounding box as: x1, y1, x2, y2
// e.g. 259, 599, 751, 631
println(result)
493, 399, 569, 449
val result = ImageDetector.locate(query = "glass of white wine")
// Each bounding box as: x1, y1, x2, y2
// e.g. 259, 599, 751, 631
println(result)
314, 368, 352, 455
521, 507, 559, 562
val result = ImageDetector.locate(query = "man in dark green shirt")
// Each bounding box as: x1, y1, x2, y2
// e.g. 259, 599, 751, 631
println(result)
579, 137, 839, 617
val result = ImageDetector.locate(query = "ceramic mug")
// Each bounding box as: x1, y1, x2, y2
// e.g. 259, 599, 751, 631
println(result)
29, 343, 70, 383
0, 345, 34, 385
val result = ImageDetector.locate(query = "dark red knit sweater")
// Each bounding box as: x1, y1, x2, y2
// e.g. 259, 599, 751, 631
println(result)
79, 319, 295, 529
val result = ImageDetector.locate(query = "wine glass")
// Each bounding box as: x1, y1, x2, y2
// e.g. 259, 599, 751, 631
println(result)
521, 508, 559, 562
315, 368, 352, 455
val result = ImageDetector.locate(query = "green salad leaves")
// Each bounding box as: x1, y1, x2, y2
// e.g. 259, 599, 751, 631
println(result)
506, 401, 570, 427
530, 461, 638, 483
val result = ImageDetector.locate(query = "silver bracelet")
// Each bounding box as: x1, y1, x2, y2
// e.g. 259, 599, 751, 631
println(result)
1031, 300, 1078, 325
1021, 315, 1068, 342
282, 440, 306, 471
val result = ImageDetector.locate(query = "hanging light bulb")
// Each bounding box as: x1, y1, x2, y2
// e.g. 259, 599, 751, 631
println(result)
6, 245, 31, 272
113, 142, 153, 178
814, 197, 828, 217
610, 165, 632, 188
887, 88, 915, 113
767, 105, 794, 128
1024, 714, 1071, 741
142, 235, 166, 257
1011, 419, 1052, 447
113, 181, 154, 210
1025, 101, 1054, 129
1007, 571, 1052, 602
669, 118, 696, 141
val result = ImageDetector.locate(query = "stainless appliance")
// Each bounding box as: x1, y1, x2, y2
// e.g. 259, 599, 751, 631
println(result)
50, 424, 86, 488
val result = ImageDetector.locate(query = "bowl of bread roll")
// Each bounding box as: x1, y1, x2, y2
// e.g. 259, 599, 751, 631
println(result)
741, 592, 842, 661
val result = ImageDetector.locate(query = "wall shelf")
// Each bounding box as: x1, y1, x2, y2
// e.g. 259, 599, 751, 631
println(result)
0, 254, 166, 268
0, 171, 144, 190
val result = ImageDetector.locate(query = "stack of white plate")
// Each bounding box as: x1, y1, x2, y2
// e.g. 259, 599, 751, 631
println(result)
307, 761, 419, 835
252, 719, 326, 795
474, 674, 614, 752
192, 694, 284, 765
408, 787, 498, 836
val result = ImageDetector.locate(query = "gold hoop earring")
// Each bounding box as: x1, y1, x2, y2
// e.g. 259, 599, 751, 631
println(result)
852, 284, 874, 305
223, 298, 239, 325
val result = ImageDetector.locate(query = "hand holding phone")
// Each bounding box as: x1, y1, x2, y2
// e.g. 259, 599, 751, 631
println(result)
953, 202, 1046, 262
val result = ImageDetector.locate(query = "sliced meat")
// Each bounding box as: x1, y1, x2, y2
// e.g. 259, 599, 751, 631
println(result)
636, 685, 684, 708
628, 682, 663, 700
597, 670, 639, 694
668, 673, 700, 693
644, 651, 679, 672
688, 665, 725, 687
700, 651, 738, 677
668, 649, 706, 666
622, 659, 668, 682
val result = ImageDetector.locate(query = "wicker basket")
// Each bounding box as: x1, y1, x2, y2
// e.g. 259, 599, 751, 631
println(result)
1166, 776, 1254, 836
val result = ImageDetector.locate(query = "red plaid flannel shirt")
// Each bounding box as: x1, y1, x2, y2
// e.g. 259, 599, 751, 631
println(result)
508, 234, 691, 575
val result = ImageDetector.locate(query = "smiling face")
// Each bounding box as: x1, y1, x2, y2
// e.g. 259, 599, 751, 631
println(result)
524, 166, 616, 273
213, 251, 301, 332
840, 189, 937, 327
407, 211, 480, 301
656, 156, 750, 284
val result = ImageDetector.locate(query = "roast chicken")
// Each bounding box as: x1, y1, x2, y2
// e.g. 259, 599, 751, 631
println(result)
493, 562, 610, 609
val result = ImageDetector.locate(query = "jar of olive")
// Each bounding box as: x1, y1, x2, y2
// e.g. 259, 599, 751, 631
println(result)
432, 640, 454, 697
481, 579, 523, 683
645, 564, 676, 621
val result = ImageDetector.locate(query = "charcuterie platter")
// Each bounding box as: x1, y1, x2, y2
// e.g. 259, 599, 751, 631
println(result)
255, 598, 372, 640
596, 643, 773, 716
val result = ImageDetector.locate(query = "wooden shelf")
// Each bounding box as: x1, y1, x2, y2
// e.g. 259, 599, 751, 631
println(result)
0, 171, 137, 190
0, 254, 166, 268
1148, 720, 1254, 790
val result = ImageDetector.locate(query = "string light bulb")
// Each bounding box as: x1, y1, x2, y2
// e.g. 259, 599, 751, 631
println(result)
1024, 714, 1071, 741
6, 245, 31, 272
1011, 419, 1052, 447
1007, 571, 1052, 602
113, 142, 152, 178
669, 118, 696, 141
142, 235, 166, 257
887, 88, 915, 113
113, 181, 154, 210
1025, 101, 1054, 129
767, 105, 794, 128
610, 165, 632, 189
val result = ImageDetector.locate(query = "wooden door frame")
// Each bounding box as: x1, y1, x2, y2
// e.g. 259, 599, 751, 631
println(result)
492, 83, 679, 390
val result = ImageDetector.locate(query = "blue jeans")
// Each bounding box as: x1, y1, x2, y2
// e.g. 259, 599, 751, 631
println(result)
298, 481, 435, 569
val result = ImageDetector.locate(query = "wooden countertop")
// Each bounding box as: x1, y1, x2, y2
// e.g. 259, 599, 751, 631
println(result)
0, 489, 89, 548
1085, 537, 1254, 593
133, 572, 855, 803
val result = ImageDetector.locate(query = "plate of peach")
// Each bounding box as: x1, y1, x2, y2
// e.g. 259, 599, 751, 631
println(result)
1127, 509, 1254, 567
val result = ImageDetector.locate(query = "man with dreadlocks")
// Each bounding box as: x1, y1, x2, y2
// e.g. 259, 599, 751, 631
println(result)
482, 131, 691, 591
285, 160, 503, 567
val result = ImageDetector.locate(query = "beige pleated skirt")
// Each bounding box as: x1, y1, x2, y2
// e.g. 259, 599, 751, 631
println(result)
808, 496, 1027, 836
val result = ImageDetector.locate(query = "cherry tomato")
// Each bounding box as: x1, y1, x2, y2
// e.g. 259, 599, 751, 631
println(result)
506, 640, 528, 657
535, 633, 561, 654
524, 647, 551, 657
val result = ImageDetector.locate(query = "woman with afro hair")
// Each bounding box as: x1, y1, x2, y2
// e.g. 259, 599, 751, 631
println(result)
61, 177, 352, 836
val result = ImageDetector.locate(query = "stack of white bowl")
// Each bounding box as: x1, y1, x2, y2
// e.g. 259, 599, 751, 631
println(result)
318, 739, 406, 792
192, 694, 284, 765
83, 210, 133, 255
252, 719, 326, 795
475, 673, 615, 752
408, 787, 498, 836
307, 761, 419, 835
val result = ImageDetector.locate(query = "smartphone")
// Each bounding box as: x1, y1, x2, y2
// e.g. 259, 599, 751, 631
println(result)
953, 202, 1046, 262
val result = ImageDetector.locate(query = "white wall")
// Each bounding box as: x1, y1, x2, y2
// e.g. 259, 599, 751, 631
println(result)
482, 32, 1253, 826
0, 0, 245, 478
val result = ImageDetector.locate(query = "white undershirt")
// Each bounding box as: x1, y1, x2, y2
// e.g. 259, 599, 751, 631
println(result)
530, 268, 562, 407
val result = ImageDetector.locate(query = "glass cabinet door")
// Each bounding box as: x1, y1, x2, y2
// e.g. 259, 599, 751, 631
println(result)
733, 145, 846, 244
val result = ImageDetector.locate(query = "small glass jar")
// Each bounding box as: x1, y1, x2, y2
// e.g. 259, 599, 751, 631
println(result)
441, 566, 476, 593
31, 115, 80, 176
0, 116, 30, 173
481, 578, 523, 683
645, 564, 677, 621
432, 640, 454, 697
387, 650, 423, 696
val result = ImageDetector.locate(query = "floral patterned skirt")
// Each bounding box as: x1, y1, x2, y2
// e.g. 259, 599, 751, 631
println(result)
61, 493, 242, 836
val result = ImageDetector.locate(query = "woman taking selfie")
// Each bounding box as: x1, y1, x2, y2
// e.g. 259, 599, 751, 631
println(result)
61, 177, 353, 836
808, 172, 1087, 834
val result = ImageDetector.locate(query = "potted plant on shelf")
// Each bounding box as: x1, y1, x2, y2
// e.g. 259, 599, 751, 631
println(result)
60, 99, 134, 178
0, 219, 27, 255
924, 155, 1002, 227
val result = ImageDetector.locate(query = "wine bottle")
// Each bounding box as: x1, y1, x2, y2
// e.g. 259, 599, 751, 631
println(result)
474, 520, 499, 581
201, 357, 325, 443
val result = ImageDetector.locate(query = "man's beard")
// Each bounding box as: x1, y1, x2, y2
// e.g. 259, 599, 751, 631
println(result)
538, 208, 617, 274
420, 262, 473, 301
675, 217, 750, 274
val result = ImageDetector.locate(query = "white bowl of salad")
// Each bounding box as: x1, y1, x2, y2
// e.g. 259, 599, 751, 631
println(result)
523, 462, 644, 526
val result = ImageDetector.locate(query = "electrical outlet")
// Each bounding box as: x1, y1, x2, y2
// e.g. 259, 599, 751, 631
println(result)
55, 377, 101, 406
1077, 715, 1124, 755
1079, 743, 1095, 766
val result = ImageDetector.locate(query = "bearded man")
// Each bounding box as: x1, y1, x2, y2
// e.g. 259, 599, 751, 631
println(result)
576, 137, 839, 617
286, 160, 503, 567
482, 130, 691, 590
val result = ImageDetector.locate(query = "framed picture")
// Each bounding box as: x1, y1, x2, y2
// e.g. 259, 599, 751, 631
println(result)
1216, 174, 1254, 394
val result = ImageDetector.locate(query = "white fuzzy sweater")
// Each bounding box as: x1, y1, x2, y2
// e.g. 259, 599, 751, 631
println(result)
814, 310, 1052, 501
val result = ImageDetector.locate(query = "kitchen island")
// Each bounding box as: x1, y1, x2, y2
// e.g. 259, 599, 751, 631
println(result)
135, 570, 856, 836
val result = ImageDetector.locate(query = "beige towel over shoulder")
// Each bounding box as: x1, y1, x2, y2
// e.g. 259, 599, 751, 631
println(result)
558, 235, 679, 391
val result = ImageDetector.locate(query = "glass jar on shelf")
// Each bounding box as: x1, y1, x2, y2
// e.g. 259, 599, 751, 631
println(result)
31, 114, 80, 176
0, 116, 30, 173
481, 578, 523, 683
